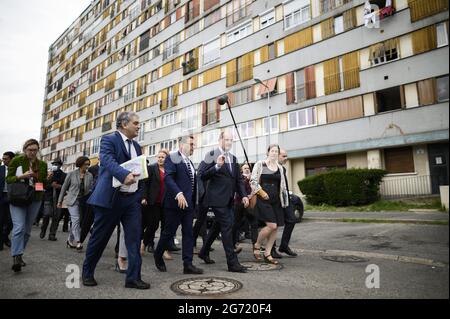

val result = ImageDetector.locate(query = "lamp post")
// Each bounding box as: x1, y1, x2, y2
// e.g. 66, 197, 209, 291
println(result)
255, 78, 271, 148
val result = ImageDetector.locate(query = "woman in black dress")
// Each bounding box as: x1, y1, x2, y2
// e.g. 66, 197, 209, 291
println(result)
250, 144, 288, 264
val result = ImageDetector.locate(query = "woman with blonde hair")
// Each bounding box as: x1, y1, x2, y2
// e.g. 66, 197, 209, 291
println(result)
6, 139, 48, 272
250, 144, 288, 265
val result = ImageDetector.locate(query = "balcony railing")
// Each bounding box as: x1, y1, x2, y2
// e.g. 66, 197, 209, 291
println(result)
380, 175, 443, 199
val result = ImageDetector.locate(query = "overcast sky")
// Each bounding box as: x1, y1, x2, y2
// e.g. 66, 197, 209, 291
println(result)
0, 0, 92, 154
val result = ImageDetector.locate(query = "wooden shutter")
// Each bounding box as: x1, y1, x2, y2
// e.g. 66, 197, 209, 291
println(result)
173, 84, 179, 106
342, 51, 360, 90
418, 78, 437, 105
384, 147, 415, 173
326, 96, 363, 124
412, 25, 437, 54
202, 101, 207, 126
408, 0, 449, 22
260, 46, 269, 64
226, 59, 237, 87
305, 65, 316, 99
284, 27, 313, 54
193, 0, 200, 18
343, 8, 356, 31
160, 89, 168, 111
320, 18, 335, 40
241, 51, 254, 82
191, 75, 199, 90
324, 58, 341, 95
204, 0, 220, 11
305, 155, 347, 170
203, 65, 221, 85
286, 73, 295, 105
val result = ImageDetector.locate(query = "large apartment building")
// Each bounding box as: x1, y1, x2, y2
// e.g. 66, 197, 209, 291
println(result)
40, 0, 449, 197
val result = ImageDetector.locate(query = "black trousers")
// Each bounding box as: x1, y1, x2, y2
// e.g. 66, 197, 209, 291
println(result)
0, 195, 12, 245
199, 206, 239, 267
279, 205, 297, 249
192, 204, 209, 247
80, 204, 95, 244
41, 201, 62, 238
142, 203, 164, 247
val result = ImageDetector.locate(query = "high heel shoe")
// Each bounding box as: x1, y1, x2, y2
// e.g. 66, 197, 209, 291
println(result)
253, 244, 262, 261
76, 243, 83, 252
66, 240, 76, 249
263, 254, 279, 265
115, 261, 127, 274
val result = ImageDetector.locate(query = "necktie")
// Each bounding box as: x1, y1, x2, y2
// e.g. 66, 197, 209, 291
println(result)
185, 157, 194, 191
126, 139, 132, 157
224, 152, 232, 174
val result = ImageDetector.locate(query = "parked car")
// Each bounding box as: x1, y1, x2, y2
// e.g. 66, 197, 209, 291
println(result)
289, 192, 304, 223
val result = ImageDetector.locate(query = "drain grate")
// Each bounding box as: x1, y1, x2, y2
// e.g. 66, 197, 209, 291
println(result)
240, 261, 283, 271
170, 277, 242, 296
321, 255, 369, 263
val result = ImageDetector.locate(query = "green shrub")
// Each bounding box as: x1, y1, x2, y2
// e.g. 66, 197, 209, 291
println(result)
298, 169, 387, 206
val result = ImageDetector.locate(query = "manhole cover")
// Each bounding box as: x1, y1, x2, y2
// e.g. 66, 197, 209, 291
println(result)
170, 277, 242, 296
240, 261, 283, 271
321, 255, 369, 263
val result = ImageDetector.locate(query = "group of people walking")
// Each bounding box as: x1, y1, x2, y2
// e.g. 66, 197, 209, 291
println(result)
0, 111, 298, 290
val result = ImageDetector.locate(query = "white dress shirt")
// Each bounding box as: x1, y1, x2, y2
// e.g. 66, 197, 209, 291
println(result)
216, 147, 232, 173
118, 131, 138, 193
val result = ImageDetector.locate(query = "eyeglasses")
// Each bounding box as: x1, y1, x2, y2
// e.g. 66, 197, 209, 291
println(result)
26, 148, 39, 153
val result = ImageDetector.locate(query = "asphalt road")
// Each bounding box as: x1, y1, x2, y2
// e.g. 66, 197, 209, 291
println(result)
0, 218, 448, 299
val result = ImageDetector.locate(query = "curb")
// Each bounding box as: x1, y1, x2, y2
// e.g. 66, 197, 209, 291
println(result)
302, 217, 449, 225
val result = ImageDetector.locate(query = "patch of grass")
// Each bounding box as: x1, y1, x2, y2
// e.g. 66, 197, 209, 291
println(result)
305, 199, 445, 212
303, 218, 449, 226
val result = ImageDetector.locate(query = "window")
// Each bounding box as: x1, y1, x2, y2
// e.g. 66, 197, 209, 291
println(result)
226, 0, 252, 26
437, 22, 449, 47
227, 22, 252, 45
376, 86, 404, 113
436, 75, 449, 102
203, 38, 221, 65
305, 154, 347, 176
284, 0, 311, 30
233, 87, 253, 105
288, 107, 316, 130
204, 8, 221, 28
184, 105, 198, 130
204, 98, 218, 125
148, 144, 156, 156
263, 116, 279, 135
334, 15, 344, 34
370, 39, 399, 66
163, 35, 180, 60
202, 129, 220, 146
138, 123, 145, 141
326, 96, 364, 123
139, 30, 150, 52
185, 20, 200, 38
160, 139, 177, 152
147, 118, 157, 131
296, 69, 306, 102
268, 43, 276, 60
123, 82, 136, 103
233, 121, 255, 140
92, 137, 101, 154
384, 147, 415, 174
260, 10, 275, 29
161, 112, 177, 126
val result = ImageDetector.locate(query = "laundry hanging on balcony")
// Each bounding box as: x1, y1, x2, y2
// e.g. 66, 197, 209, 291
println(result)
364, 0, 395, 28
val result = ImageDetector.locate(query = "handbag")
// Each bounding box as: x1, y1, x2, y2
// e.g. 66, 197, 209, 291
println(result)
7, 181, 35, 207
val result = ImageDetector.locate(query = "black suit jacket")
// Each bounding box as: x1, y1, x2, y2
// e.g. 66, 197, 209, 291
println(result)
198, 148, 247, 208
143, 163, 163, 205
0, 165, 6, 201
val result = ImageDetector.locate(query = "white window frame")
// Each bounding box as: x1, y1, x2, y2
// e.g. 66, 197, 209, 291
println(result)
160, 139, 178, 152
148, 144, 156, 157
161, 111, 177, 127
203, 129, 220, 146
147, 118, 157, 131
233, 121, 255, 140
263, 115, 279, 135
437, 22, 449, 48
284, 0, 311, 30
138, 123, 145, 141
183, 105, 198, 130
260, 10, 275, 29
227, 21, 252, 45
288, 107, 317, 130
91, 137, 101, 155
203, 37, 221, 66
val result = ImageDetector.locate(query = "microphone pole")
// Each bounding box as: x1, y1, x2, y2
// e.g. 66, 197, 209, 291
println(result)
218, 95, 250, 166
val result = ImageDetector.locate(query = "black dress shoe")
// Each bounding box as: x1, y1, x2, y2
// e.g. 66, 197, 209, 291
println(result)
17, 255, 26, 267
4, 239, 11, 248
146, 245, 154, 253
271, 248, 283, 259
154, 257, 167, 272
228, 264, 247, 273
39, 229, 46, 239
82, 277, 98, 287
48, 235, 57, 241
12, 256, 22, 272
279, 246, 298, 257
198, 253, 215, 264
125, 279, 150, 289
167, 245, 181, 252
183, 264, 204, 275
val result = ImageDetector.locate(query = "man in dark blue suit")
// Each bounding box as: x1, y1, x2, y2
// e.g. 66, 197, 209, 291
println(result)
0, 152, 15, 251
198, 131, 249, 273
154, 135, 203, 275
82, 112, 150, 289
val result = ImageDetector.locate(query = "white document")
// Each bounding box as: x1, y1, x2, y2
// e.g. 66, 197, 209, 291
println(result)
16, 166, 23, 177
112, 155, 148, 188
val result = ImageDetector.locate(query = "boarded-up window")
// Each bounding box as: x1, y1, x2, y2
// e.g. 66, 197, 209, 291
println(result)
305, 154, 347, 176
203, 65, 222, 85
324, 58, 341, 95
408, 0, 449, 22
418, 78, 436, 105
286, 73, 295, 105
321, 18, 334, 40
326, 96, 363, 123
343, 8, 356, 31
226, 59, 237, 87
284, 27, 313, 54
412, 25, 437, 55
384, 147, 415, 173
342, 51, 360, 90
